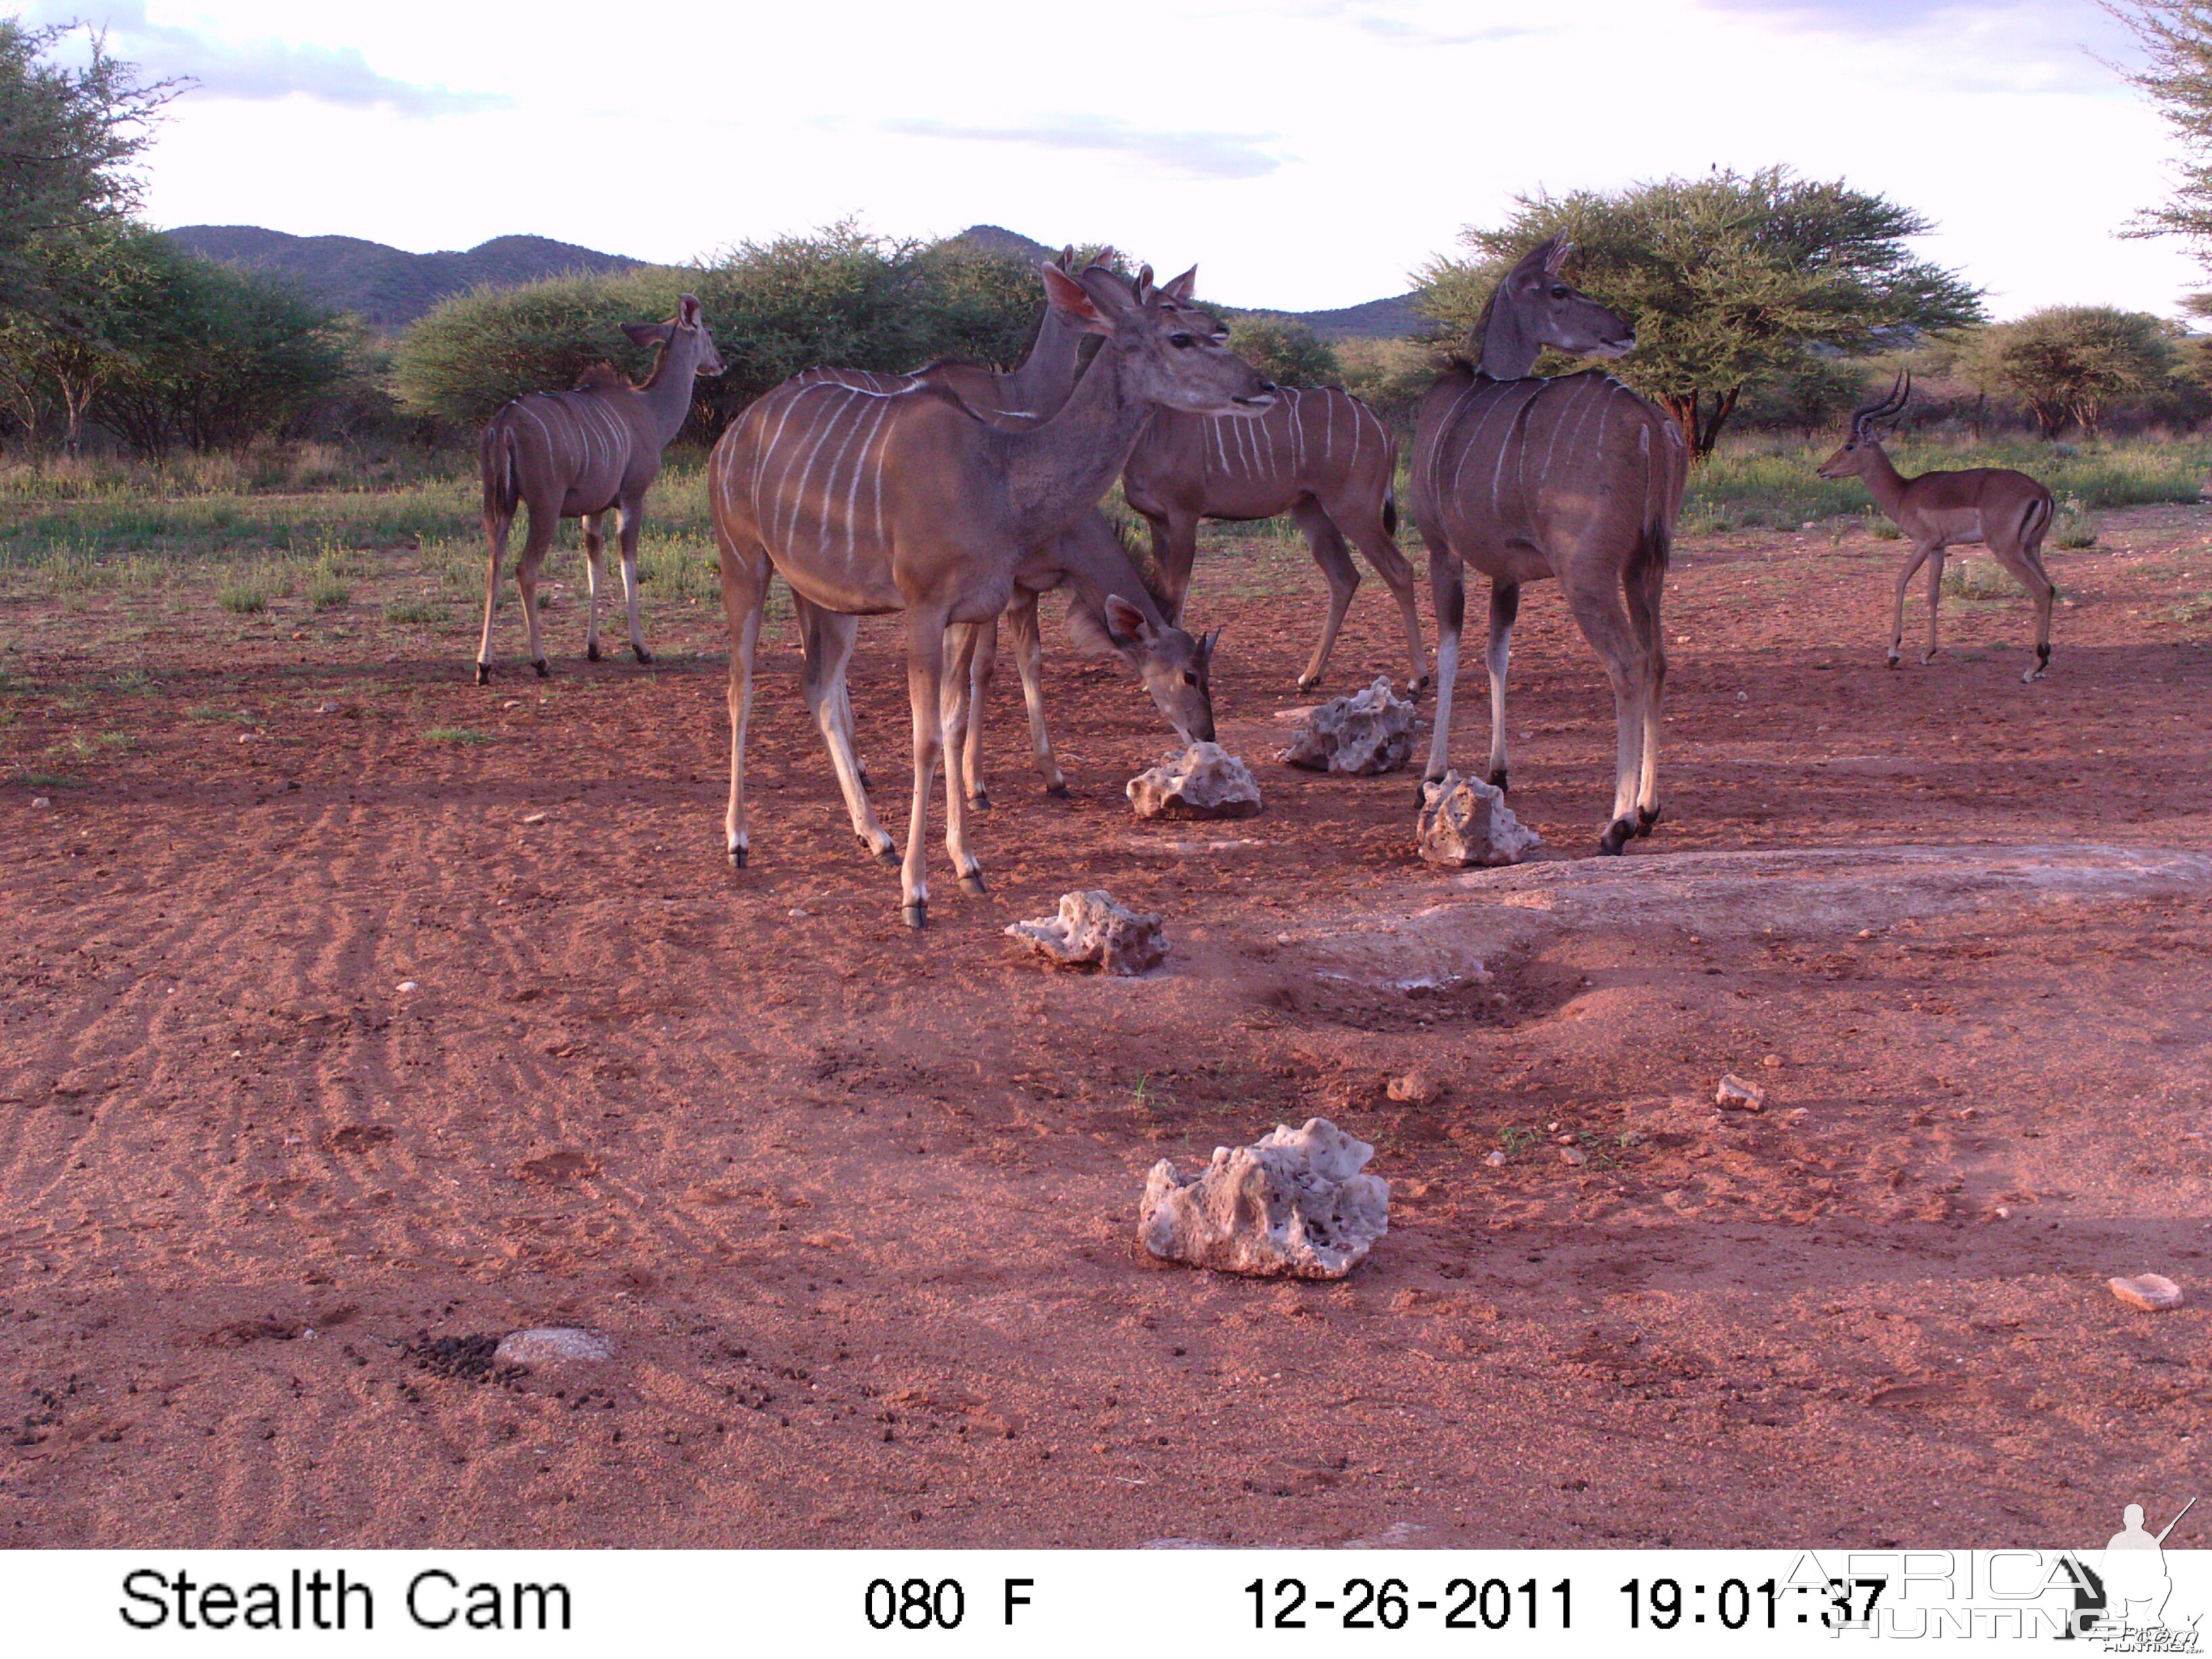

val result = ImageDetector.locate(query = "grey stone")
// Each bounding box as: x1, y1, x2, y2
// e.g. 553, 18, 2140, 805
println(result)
1279, 676, 1416, 775
1416, 771, 1542, 867
1139, 1117, 1390, 1279
1127, 742, 1262, 820
1006, 890, 1168, 976
1715, 1073, 1767, 1112
2108, 1273, 2184, 1312
494, 1327, 615, 1368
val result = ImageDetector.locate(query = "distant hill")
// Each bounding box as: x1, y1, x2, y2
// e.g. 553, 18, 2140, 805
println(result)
161, 222, 1429, 339
163, 226, 642, 328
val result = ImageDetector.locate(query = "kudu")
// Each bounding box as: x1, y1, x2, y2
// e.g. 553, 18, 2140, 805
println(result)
1124, 268, 1425, 693
474, 294, 724, 684
708, 262, 1273, 926
1817, 373, 2057, 682
790, 255, 1221, 807
1409, 237, 1686, 854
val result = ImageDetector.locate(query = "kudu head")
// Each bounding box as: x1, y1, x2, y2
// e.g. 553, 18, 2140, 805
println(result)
1039, 260, 1275, 418
1477, 237, 1635, 380
1071, 592, 1219, 744
1816, 372, 1910, 479
623, 293, 726, 380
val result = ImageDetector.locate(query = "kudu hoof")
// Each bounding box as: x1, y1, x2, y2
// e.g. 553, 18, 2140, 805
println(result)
727, 843, 747, 868
586, 641, 602, 663
869, 840, 899, 866
1488, 766, 1509, 794
959, 869, 988, 897
533, 658, 550, 679
1599, 818, 1636, 856
633, 644, 654, 665
1044, 782, 1071, 800
1296, 674, 1321, 693
1885, 651, 1902, 670
1408, 674, 1431, 697
474, 663, 490, 687
968, 791, 991, 812
1636, 803, 1662, 837
903, 900, 928, 930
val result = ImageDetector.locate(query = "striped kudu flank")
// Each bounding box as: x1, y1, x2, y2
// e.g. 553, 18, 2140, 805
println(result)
708, 262, 1273, 926
1410, 237, 1686, 855
1126, 268, 1425, 694
474, 295, 724, 683
785, 254, 1221, 808
1816, 373, 2058, 682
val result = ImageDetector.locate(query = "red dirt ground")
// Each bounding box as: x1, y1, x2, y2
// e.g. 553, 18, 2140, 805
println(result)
2, 508, 2208, 1548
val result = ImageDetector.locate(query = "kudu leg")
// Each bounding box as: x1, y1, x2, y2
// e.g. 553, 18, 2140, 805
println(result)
1291, 497, 1358, 693
1484, 582, 1520, 792
516, 503, 555, 678
1158, 512, 1200, 628
798, 603, 895, 863
716, 543, 768, 866
956, 615, 1000, 811
1420, 546, 1467, 798
1005, 590, 1067, 796
617, 501, 653, 663
1923, 549, 1946, 664
1336, 495, 1429, 695
474, 511, 510, 685
1626, 558, 1666, 832
941, 621, 987, 897
1563, 577, 1650, 855
1888, 544, 1936, 667
581, 512, 607, 662
898, 610, 958, 927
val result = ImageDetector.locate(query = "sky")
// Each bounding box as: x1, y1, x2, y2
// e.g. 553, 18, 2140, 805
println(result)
29, 0, 2212, 319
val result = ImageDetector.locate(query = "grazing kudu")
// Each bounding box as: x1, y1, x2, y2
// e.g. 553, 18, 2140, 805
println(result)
1409, 237, 1686, 854
1124, 269, 1425, 693
1817, 373, 2057, 682
474, 295, 724, 684
708, 262, 1273, 926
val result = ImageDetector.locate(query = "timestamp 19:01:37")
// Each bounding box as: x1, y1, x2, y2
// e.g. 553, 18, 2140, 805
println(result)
1246, 1577, 1570, 1631
1620, 1577, 1888, 1630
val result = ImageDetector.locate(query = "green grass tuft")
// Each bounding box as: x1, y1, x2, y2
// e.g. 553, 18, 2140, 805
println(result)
424, 726, 493, 745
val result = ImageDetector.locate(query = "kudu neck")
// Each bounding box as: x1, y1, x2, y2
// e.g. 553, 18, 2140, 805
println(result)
1477, 304, 1544, 380
998, 312, 1085, 420
640, 335, 705, 447
1003, 346, 1155, 548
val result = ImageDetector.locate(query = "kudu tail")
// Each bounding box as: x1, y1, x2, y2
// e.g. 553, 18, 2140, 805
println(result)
1382, 485, 1397, 539
480, 415, 521, 526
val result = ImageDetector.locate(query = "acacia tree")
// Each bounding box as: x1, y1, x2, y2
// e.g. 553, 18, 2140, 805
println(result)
1963, 306, 2177, 437
1223, 314, 1340, 388
1419, 167, 1983, 458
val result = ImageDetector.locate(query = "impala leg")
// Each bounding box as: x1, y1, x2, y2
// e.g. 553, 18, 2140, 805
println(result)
1922, 548, 1947, 664
1006, 590, 1066, 796
1337, 493, 1429, 695
1993, 538, 2058, 682
1563, 573, 1649, 855
581, 511, 607, 662
957, 615, 999, 811
716, 539, 768, 867
797, 599, 894, 863
1888, 544, 1936, 668
516, 500, 555, 678
1420, 540, 1466, 798
475, 506, 510, 685
618, 499, 653, 663
942, 621, 987, 895
1291, 497, 1357, 693
1483, 581, 1520, 793
899, 609, 953, 926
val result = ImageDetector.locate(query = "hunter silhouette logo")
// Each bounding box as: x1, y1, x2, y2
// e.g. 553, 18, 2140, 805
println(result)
2066, 1496, 2200, 1647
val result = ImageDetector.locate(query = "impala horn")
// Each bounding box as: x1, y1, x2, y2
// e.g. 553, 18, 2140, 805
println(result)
1851, 371, 1910, 437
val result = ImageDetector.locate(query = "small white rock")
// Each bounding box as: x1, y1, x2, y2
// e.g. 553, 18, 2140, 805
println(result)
1483, 1149, 1507, 1168
1561, 1147, 1587, 1167
1386, 1071, 1443, 1107
520, 811, 548, 825
1416, 771, 1542, 867
494, 1326, 616, 1368
1007, 890, 1168, 976
30, 796, 51, 809
396, 980, 419, 994
1139, 1118, 1389, 1279
1715, 1074, 1767, 1112
1278, 677, 1416, 775
1127, 742, 1262, 820
2108, 1274, 2184, 1312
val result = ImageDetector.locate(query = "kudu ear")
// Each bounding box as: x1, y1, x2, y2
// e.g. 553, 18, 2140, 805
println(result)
622, 321, 674, 348
676, 293, 703, 328
1158, 265, 1199, 305
1055, 245, 1075, 272
1542, 237, 1574, 275
1132, 264, 1157, 302
1041, 262, 1116, 335
1103, 593, 1153, 647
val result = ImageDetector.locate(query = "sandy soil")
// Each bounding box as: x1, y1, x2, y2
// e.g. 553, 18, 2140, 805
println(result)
1, 507, 2208, 1549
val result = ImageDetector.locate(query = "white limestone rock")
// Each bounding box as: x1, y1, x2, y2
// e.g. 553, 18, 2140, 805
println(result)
2108, 1273, 2184, 1312
1006, 890, 1168, 976
1279, 676, 1416, 775
1139, 1117, 1389, 1279
494, 1327, 615, 1369
1416, 771, 1542, 867
1127, 742, 1262, 820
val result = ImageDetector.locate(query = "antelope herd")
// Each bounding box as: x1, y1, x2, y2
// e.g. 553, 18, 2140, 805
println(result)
470, 244, 2060, 924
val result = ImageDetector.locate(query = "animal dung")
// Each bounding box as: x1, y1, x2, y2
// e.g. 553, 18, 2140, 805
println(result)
1715, 1074, 1767, 1112
2108, 1274, 2184, 1313
1415, 772, 1542, 867
1277, 676, 1416, 775
1126, 742, 1262, 819
1139, 1117, 1390, 1279
1005, 890, 1168, 976
492, 1326, 615, 1369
